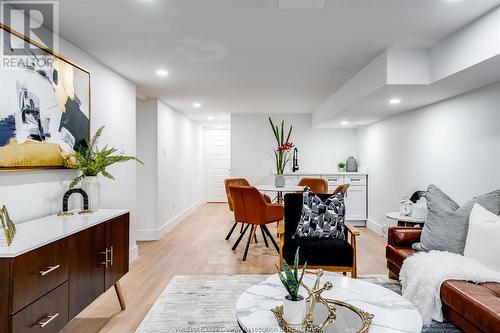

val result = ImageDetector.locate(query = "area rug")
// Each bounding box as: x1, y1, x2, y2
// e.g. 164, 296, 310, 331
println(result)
135, 275, 460, 333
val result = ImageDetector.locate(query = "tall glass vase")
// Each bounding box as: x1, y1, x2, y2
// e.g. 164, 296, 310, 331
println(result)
275, 174, 285, 188
81, 176, 100, 212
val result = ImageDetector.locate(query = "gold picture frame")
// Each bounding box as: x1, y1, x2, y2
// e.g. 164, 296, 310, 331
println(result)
0, 23, 91, 172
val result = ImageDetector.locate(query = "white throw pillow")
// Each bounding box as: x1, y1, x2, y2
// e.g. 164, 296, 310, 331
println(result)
464, 203, 500, 272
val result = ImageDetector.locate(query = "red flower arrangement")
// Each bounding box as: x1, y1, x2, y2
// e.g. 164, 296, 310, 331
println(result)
269, 117, 294, 175
277, 142, 295, 152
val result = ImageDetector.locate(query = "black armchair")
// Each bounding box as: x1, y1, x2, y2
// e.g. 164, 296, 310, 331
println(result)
278, 193, 360, 278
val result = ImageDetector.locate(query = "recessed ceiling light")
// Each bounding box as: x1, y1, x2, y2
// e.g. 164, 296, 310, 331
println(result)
389, 98, 401, 105
193, 102, 202, 109
208, 116, 214, 120
341, 120, 349, 126
156, 69, 168, 77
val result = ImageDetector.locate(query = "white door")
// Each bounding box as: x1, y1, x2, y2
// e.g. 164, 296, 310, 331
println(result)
206, 128, 231, 202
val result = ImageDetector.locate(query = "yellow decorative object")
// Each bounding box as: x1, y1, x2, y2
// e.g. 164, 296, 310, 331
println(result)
52, 58, 76, 114
0, 206, 17, 246
0, 140, 64, 167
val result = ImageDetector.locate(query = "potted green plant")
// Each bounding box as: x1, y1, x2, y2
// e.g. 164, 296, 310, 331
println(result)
337, 161, 346, 172
65, 126, 143, 211
276, 248, 307, 325
269, 117, 294, 188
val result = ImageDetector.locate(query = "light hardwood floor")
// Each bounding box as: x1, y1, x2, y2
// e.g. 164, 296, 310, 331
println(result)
63, 203, 387, 333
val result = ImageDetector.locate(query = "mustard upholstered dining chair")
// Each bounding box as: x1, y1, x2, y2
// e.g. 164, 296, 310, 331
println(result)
229, 185, 283, 261
224, 178, 250, 240
224, 178, 272, 241
333, 183, 350, 196
298, 177, 329, 194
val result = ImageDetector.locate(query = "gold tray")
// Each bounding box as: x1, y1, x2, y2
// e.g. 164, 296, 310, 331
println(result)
272, 298, 374, 333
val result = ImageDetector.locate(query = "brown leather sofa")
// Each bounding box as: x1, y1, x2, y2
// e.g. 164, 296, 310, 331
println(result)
386, 227, 500, 333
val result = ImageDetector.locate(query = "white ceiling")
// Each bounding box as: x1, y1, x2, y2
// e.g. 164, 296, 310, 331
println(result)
55, 0, 500, 125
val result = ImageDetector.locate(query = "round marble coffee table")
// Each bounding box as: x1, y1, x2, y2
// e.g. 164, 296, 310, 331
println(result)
236, 272, 422, 333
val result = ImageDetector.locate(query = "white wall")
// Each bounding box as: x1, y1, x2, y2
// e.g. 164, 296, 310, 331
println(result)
358, 82, 500, 233
0, 23, 138, 258
136, 100, 158, 235
136, 99, 205, 240
430, 6, 500, 82
231, 113, 358, 184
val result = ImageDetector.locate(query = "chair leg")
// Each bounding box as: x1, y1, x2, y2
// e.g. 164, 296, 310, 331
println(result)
225, 222, 238, 240
240, 223, 244, 233
262, 225, 280, 253
351, 232, 358, 279
260, 226, 269, 248
232, 224, 250, 250
243, 225, 255, 261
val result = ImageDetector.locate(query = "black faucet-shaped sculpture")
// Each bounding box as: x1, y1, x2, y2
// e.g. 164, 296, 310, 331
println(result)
292, 147, 299, 172
58, 188, 91, 216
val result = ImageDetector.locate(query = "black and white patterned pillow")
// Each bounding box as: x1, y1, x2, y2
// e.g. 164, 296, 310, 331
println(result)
294, 188, 345, 240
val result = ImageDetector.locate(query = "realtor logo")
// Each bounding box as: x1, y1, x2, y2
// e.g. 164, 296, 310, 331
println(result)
1, 0, 59, 69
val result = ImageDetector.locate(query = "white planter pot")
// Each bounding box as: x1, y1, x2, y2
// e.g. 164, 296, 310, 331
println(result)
275, 174, 285, 188
81, 176, 100, 212
283, 295, 307, 325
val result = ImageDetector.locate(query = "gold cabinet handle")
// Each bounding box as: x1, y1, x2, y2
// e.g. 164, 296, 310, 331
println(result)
37, 313, 59, 328
39, 265, 60, 276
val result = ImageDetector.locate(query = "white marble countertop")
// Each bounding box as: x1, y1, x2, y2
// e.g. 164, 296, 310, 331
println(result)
0, 209, 129, 258
278, 171, 368, 176
386, 212, 426, 223
236, 272, 422, 333
255, 184, 305, 192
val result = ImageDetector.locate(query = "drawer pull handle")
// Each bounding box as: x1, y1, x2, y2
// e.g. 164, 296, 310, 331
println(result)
350, 178, 361, 181
100, 249, 109, 268
100, 247, 113, 267
38, 313, 59, 328
109, 246, 114, 266
39, 265, 60, 276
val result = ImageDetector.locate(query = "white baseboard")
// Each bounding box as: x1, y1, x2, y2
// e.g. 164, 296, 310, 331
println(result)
136, 228, 160, 241
346, 220, 366, 227
158, 199, 203, 238
136, 199, 203, 241
129, 245, 138, 263
366, 219, 384, 236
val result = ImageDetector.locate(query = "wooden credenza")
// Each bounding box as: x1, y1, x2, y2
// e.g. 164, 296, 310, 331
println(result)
0, 210, 130, 333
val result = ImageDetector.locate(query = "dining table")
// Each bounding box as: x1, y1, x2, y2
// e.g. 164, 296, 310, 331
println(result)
255, 184, 305, 203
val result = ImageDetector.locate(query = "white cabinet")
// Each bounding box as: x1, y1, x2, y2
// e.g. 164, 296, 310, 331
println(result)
284, 176, 299, 185
281, 172, 368, 225
345, 185, 367, 221
325, 175, 344, 191
345, 175, 366, 186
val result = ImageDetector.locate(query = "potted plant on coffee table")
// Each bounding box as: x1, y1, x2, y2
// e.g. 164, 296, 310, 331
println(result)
65, 126, 143, 211
276, 248, 308, 325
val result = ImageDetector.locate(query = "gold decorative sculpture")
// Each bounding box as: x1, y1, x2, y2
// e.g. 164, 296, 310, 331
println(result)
0, 206, 16, 246
272, 269, 374, 333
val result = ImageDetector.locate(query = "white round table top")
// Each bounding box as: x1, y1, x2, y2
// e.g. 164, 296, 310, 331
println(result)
236, 272, 423, 333
386, 212, 426, 223
255, 184, 305, 192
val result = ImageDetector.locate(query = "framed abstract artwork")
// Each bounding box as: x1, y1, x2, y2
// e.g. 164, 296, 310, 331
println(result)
0, 23, 90, 171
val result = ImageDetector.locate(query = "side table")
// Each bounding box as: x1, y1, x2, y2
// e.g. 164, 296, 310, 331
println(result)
386, 212, 425, 228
